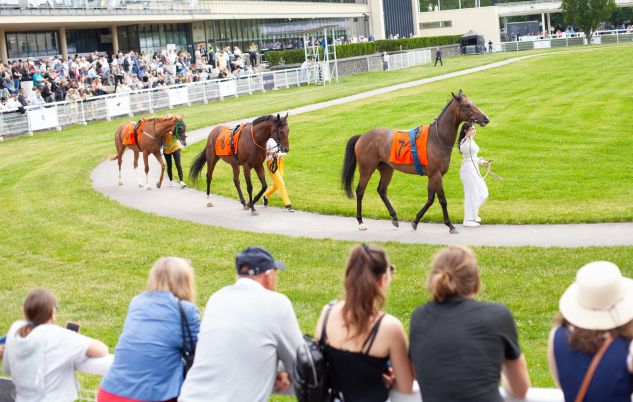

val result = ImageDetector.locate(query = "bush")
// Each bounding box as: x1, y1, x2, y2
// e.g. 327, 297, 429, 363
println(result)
264, 35, 461, 66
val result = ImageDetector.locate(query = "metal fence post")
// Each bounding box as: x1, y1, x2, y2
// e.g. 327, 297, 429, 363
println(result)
247, 76, 252, 94
26, 109, 33, 136
105, 97, 112, 121
80, 101, 87, 125
202, 82, 208, 104
284, 70, 289, 89
148, 91, 154, 114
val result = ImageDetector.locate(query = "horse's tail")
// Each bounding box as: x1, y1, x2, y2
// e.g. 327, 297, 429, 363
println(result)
107, 154, 118, 161
341, 135, 361, 199
189, 148, 207, 184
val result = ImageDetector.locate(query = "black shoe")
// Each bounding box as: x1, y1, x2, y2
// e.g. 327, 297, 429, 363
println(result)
285, 204, 295, 213
263, 196, 268, 207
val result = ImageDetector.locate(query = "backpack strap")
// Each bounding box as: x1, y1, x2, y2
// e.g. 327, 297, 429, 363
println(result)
574, 335, 614, 402
319, 301, 337, 347
362, 314, 386, 355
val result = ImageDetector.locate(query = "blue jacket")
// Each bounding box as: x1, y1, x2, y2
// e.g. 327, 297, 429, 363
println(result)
101, 291, 200, 401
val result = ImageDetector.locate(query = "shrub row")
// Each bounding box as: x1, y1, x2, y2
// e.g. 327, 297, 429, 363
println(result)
263, 35, 462, 66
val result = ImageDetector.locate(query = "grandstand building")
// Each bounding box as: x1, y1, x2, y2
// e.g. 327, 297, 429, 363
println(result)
0, 0, 420, 64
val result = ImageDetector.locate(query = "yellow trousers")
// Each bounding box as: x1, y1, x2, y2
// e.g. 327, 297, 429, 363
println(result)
264, 159, 290, 206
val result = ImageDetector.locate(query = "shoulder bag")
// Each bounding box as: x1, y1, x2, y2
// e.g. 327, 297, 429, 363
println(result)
178, 300, 196, 377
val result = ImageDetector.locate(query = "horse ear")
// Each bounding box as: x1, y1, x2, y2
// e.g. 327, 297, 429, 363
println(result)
451, 91, 458, 100
458, 89, 463, 95
284, 113, 289, 120
276, 114, 280, 121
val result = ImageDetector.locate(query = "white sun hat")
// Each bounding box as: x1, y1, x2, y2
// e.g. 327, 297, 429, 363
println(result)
559, 261, 633, 330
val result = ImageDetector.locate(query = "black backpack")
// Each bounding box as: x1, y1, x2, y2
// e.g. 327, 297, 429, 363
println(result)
293, 302, 338, 402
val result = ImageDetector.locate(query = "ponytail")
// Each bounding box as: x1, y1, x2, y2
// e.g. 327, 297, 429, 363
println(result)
342, 244, 389, 340
457, 122, 471, 154
18, 289, 58, 337
428, 246, 479, 302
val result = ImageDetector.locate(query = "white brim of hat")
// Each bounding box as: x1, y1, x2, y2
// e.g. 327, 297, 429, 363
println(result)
560, 277, 633, 330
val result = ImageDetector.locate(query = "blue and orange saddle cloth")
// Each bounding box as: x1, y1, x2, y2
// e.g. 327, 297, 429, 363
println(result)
388, 125, 429, 175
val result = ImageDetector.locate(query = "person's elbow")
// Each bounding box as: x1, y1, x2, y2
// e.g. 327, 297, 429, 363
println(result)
86, 339, 109, 358
504, 354, 531, 399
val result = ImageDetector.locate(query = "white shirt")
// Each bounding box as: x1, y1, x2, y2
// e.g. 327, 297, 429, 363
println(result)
459, 136, 483, 165
179, 278, 303, 402
3, 321, 92, 402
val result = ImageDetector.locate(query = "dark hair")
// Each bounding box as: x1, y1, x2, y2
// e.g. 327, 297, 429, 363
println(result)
428, 246, 480, 303
457, 122, 472, 154
18, 289, 58, 337
555, 315, 633, 353
342, 244, 390, 340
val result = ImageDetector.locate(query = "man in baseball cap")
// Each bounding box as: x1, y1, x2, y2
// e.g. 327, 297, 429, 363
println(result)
180, 246, 302, 402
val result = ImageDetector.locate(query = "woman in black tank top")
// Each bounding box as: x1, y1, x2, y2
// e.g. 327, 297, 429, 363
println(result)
315, 244, 414, 401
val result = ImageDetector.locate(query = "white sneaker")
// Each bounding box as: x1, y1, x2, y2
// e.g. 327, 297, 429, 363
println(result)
180, 181, 187, 189
169, 181, 175, 187
463, 220, 480, 227
476, 216, 482, 223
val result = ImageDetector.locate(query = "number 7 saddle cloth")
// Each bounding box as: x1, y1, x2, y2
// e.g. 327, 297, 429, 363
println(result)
388, 125, 429, 175
122, 120, 146, 146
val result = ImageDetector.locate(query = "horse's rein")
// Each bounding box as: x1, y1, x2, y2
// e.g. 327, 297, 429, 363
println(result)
251, 122, 282, 152
433, 121, 455, 150
467, 137, 503, 180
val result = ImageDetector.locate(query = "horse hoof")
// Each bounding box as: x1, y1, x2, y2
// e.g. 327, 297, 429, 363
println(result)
156, 182, 162, 189
449, 228, 459, 234
243, 205, 250, 210
358, 223, 367, 231
117, 180, 123, 186
146, 186, 152, 190
411, 221, 418, 230
392, 220, 399, 228
251, 210, 259, 216
207, 201, 214, 207
138, 183, 143, 188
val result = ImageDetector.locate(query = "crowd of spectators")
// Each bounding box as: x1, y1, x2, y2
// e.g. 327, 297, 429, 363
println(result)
0, 45, 261, 112
2, 244, 632, 402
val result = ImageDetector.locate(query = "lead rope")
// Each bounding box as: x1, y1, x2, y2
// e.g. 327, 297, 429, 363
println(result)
467, 137, 503, 180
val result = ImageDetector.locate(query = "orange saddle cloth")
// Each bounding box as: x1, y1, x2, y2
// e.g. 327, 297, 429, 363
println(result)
388, 125, 430, 166
215, 125, 243, 156
122, 121, 145, 146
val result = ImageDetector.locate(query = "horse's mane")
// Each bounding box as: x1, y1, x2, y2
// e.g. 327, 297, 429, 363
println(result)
154, 114, 181, 122
434, 98, 454, 122
252, 115, 275, 126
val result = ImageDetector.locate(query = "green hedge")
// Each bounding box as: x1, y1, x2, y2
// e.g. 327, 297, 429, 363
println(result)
264, 35, 461, 66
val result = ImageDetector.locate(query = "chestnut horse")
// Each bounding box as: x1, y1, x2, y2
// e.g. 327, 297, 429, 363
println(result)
110, 115, 187, 189
189, 114, 290, 215
341, 90, 489, 233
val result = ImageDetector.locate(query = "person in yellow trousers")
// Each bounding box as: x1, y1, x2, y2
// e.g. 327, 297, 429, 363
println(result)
263, 138, 294, 212
163, 128, 186, 188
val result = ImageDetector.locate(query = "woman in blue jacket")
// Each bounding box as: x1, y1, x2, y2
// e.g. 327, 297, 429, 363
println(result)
98, 257, 201, 402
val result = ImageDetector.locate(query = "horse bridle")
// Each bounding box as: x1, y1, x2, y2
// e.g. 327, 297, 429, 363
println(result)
251, 119, 285, 151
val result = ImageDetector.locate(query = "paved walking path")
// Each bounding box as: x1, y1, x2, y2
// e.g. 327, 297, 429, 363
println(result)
92, 54, 633, 247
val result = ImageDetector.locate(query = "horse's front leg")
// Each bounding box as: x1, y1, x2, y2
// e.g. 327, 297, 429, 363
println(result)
142, 151, 151, 190
251, 163, 268, 207
412, 175, 438, 231
434, 176, 457, 234
154, 151, 166, 189
231, 163, 248, 209
133, 147, 142, 187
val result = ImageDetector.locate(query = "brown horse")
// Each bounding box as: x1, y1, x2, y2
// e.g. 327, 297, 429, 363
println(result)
110, 115, 187, 190
341, 90, 489, 233
189, 114, 290, 215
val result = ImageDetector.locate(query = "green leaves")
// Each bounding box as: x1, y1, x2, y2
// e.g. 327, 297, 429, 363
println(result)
561, 0, 618, 41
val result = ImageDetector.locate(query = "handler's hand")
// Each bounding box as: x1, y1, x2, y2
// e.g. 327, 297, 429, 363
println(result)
481, 160, 490, 168
274, 371, 290, 392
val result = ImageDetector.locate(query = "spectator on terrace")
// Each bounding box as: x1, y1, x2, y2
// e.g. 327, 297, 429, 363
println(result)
98, 257, 200, 402
179, 246, 302, 402
28, 87, 45, 107
409, 245, 531, 402
2, 289, 108, 402
548, 261, 633, 402
314, 244, 415, 400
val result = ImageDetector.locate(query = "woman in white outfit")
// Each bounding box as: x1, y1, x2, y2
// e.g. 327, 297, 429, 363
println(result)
458, 123, 489, 227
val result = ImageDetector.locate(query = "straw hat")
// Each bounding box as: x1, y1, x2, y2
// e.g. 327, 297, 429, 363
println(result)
559, 261, 633, 330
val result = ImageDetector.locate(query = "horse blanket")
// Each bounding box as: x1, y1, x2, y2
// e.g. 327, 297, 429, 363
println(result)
122, 120, 146, 146
215, 125, 244, 156
389, 125, 430, 175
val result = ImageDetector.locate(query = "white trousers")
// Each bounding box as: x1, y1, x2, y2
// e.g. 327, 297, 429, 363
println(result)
460, 161, 489, 222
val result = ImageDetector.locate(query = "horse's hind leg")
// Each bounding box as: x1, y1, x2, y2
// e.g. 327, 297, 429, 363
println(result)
230, 164, 248, 209
377, 163, 399, 227
355, 164, 376, 231
412, 177, 437, 231
117, 147, 124, 186
205, 156, 219, 207
142, 152, 151, 190
154, 151, 166, 189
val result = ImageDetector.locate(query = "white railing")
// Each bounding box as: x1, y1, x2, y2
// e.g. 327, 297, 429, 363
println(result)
388, 49, 433, 71
0, 66, 317, 138
492, 29, 633, 52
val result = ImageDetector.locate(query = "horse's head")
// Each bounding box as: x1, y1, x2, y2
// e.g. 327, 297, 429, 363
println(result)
452, 90, 489, 127
271, 113, 290, 153
172, 116, 187, 146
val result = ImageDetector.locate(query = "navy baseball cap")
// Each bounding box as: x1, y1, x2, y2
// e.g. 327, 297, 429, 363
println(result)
236, 246, 286, 276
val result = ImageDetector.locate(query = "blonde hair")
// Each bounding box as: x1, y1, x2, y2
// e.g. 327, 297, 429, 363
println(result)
147, 257, 196, 303
428, 246, 480, 303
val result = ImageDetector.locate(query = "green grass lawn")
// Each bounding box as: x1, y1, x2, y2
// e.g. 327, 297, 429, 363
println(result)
1, 45, 632, 396
185, 44, 633, 224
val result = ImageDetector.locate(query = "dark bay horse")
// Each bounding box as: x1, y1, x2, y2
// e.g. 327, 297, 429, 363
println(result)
109, 115, 187, 189
189, 114, 289, 215
341, 90, 489, 233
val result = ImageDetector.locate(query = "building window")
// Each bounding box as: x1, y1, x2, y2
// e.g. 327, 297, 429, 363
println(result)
6, 31, 59, 59
420, 20, 453, 29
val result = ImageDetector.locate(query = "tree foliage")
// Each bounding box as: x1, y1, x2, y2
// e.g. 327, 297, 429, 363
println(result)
561, 0, 617, 42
